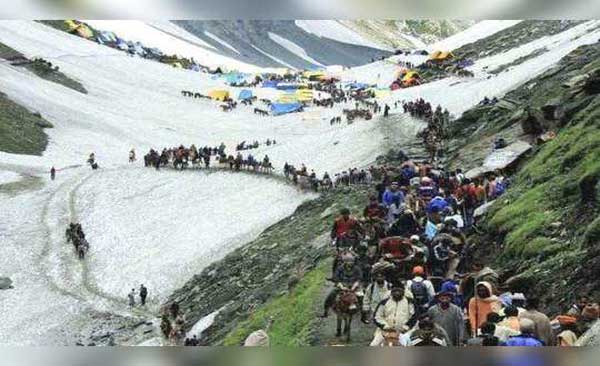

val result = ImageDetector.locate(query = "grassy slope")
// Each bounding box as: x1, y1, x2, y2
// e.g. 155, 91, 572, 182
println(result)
453, 43, 600, 312
168, 186, 370, 344
1, 36, 87, 95
222, 260, 329, 346
454, 20, 584, 60
0, 92, 53, 155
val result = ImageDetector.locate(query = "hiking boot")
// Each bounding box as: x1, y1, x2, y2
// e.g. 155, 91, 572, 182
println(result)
361, 311, 371, 324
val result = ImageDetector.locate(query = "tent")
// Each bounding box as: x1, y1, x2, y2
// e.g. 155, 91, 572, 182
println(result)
276, 83, 300, 90
303, 70, 325, 81
225, 72, 248, 84
270, 103, 303, 116
277, 93, 299, 103
373, 89, 391, 98
296, 89, 313, 102
64, 20, 79, 32
402, 71, 420, 82
208, 90, 230, 101
65, 20, 94, 39
345, 82, 370, 90
238, 89, 253, 100
96, 31, 117, 44
429, 50, 454, 61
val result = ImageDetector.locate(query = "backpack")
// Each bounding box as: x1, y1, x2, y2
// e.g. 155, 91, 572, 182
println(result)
411, 281, 429, 305
494, 181, 506, 197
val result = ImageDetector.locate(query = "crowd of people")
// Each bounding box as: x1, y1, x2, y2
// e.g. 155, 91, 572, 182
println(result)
320, 155, 596, 346
403, 99, 451, 162
235, 139, 277, 151
282, 163, 378, 191
65, 222, 89, 259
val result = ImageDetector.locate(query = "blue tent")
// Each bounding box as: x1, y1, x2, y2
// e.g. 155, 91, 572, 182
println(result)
238, 89, 253, 100
276, 83, 299, 90
225, 73, 246, 84
270, 103, 303, 116
346, 82, 369, 90
262, 80, 279, 88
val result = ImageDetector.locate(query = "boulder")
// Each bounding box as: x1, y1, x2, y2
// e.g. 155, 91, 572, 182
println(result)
0, 276, 13, 290
583, 69, 600, 95
520, 108, 546, 135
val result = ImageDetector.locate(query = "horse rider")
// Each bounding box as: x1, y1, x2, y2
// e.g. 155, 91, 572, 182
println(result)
371, 282, 415, 346
322, 254, 364, 320
330, 208, 362, 250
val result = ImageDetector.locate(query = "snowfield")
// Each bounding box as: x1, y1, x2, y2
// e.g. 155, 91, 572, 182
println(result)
1, 19, 599, 345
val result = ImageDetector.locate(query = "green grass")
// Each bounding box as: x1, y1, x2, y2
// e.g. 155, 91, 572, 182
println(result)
1, 41, 87, 94
0, 92, 53, 155
24, 58, 88, 94
486, 98, 600, 261
222, 260, 328, 346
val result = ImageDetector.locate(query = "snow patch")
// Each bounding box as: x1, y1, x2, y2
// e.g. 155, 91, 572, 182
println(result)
204, 30, 241, 55
268, 32, 325, 67
187, 307, 223, 338
295, 20, 390, 50
251, 44, 297, 69
430, 20, 523, 51
0, 170, 21, 185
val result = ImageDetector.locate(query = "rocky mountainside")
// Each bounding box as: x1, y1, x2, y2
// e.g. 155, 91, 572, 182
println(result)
341, 20, 475, 49
173, 20, 391, 69
447, 42, 600, 315
172, 20, 472, 69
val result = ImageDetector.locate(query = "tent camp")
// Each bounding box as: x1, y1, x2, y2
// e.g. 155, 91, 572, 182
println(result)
429, 50, 454, 61
208, 90, 230, 101
296, 89, 313, 102
238, 89, 253, 100
271, 103, 303, 116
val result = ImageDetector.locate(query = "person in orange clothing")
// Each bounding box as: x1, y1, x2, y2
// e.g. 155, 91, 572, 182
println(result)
468, 281, 502, 336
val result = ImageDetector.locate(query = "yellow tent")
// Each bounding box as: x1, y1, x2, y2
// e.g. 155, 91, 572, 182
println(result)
64, 20, 79, 32
172, 62, 183, 69
76, 24, 94, 39
296, 89, 313, 102
208, 90, 230, 101
374, 89, 391, 98
429, 50, 454, 61
278, 93, 299, 103
303, 71, 326, 81
402, 71, 420, 82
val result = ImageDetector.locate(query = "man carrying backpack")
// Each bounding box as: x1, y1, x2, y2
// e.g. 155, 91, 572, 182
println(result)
406, 266, 435, 316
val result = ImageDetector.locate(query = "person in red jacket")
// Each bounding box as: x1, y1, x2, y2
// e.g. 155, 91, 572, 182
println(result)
330, 208, 362, 249
363, 195, 387, 220
379, 236, 415, 260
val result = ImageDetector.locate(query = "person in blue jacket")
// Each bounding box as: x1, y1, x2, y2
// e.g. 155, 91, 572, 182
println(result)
382, 182, 405, 207
502, 318, 544, 346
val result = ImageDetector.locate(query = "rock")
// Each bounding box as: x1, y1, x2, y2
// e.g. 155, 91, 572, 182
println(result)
562, 74, 587, 89
520, 107, 546, 135
550, 222, 562, 228
583, 69, 600, 95
0, 276, 13, 290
